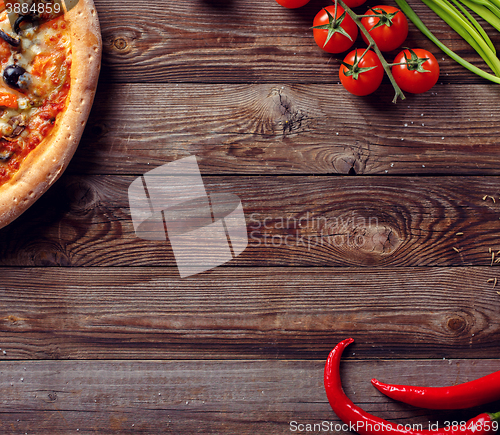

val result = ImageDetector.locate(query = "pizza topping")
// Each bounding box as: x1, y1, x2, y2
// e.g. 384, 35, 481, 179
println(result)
0, 5, 71, 185
0, 29, 19, 46
0, 91, 17, 107
14, 14, 39, 34
6, 113, 25, 136
3, 63, 25, 88
0, 147, 13, 160
14, 14, 29, 34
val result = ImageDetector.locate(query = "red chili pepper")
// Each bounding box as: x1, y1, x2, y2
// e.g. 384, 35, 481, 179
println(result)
324, 338, 500, 435
371, 370, 500, 410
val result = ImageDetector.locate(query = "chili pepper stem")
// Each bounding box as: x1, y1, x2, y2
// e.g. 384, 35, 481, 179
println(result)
489, 411, 500, 421
337, 0, 406, 103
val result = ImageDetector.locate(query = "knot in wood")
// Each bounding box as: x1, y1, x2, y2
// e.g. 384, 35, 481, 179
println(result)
90, 122, 109, 138
447, 316, 466, 331
266, 87, 306, 136
33, 250, 71, 267
333, 143, 370, 175
65, 180, 99, 214
113, 37, 128, 51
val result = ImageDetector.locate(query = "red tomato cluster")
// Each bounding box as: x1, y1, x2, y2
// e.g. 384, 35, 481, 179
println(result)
274, 0, 440, 97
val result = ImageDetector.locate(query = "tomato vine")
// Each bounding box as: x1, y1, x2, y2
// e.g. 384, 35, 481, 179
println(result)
336, 0, 406, 103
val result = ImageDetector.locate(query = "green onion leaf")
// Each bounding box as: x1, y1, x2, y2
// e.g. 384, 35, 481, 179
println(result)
394, 0, 500, 83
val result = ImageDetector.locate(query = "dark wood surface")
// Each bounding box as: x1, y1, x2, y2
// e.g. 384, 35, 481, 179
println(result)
1, 0, 500, 433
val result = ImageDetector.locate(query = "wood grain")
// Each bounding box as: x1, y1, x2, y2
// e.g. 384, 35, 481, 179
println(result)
96, 0, 500, 84
74, 83, 500, 176
0, 267, 499, 360
1, 0, 499, 432
2, 175, 500, 267
0, 359, 499, 434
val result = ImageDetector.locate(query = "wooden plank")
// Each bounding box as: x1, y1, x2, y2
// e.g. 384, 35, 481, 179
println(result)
75, 83, 500, 176
2, 175, 500, 267
0, 267, 499, 360
96, 0, 500, 84
0, 358, 498, 434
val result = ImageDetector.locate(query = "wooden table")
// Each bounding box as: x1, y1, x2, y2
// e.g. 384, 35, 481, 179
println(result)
1, 0, 500, 433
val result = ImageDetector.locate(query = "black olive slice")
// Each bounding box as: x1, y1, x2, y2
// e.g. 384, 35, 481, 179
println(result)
0, 149, 13, 161
14, 15, 33, 34
0, 30, 20, 47
3, 64, 26, 89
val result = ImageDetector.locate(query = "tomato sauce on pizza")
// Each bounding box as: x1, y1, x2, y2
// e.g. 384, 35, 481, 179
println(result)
0, 1, 71, 185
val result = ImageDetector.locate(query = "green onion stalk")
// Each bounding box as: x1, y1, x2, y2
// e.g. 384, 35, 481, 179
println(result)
394, 0, 500, 84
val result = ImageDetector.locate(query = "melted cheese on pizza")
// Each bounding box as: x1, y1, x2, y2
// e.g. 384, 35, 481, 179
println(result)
0, 4, 71, 184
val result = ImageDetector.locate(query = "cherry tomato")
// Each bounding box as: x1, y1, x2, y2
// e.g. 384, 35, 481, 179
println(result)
340, 49, 384, 96
392, 48, 440, 94
361, 5, 408, 52
336, 0, 367, 8
275, 0, 310, 8
313, 5, 358, 54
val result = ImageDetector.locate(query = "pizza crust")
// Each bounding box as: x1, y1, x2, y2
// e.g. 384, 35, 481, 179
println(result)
0, 0, 102, 228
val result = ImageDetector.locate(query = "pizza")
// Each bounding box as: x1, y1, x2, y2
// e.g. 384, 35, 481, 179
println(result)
0, 0, 101, 228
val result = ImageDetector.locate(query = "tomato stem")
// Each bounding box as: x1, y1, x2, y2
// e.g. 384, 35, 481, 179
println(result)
356, 13, 393, 18
358, 44, 373, 63
312, 7, 355, 47
340, 46, 379, 80
337, 0, 406, 103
